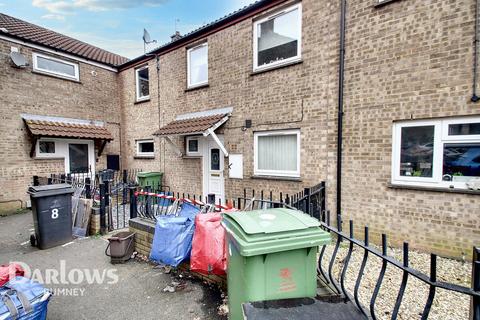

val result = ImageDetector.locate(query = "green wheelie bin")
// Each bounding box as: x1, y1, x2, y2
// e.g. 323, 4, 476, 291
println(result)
137, 172, 163, 191
222, 208, 331, 320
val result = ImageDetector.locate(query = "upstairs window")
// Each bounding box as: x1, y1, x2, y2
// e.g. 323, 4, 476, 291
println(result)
32, 53, 79, 81
392, 117, 480, 190
135, 66, 150, 101
253, 3, 302, 71
187, 43, 208, 88
136, 139, 154, 157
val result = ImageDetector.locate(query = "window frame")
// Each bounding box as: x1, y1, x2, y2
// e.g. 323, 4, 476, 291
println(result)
391, 116, 480, 189
135, 65, 150, 102
252, 3, 302, 72
185, 136, 202, 157
136, 139, 155, 157
32, 52, 79, 81
187, 42, 209, 88
35, 139, 60, 159
254, 129, 301, 178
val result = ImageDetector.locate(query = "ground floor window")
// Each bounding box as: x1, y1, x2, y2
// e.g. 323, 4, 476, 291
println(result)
254, 129, 300, 177
185, 136, 201, 157
392, 116, 480, 189
136, 139, 154, 157
35, 138, 95, 174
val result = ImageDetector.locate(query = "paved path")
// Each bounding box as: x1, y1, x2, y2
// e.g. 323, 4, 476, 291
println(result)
0, 212, 224, 320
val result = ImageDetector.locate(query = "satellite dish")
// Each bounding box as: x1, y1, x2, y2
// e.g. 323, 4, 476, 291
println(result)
142, 28, 157, 54
10, 51, 28, 68
143, 28, 152, 43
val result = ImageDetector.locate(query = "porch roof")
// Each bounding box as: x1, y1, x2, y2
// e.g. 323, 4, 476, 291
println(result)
153, 113, 229, 136
22, 114, 113, 140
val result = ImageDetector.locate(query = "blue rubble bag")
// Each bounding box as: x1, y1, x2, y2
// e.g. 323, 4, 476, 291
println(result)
0, 276, 51, 320
149, 203, 200, 267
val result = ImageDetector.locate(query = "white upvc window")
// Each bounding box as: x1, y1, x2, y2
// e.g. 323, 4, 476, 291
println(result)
136, 139, 154, 157
253, 3, 302, 71
135, 66, 150, 101
392, 116, 480, 190
34, 138, 95, 174
35, 139, 59, 158
187, 43, 208, 88
32, 52, 79, 81
254, 129, 301, 177
185, 136, 201, 157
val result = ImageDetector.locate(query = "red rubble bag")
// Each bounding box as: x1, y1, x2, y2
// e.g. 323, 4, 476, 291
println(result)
0, 264, 25, 286
190, 212, 227, 276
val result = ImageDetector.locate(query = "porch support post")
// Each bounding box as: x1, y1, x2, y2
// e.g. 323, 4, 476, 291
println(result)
97, 140, 107, 157
163, 136, 183, 157
30, 136, 38, 158
204, 128, 229, 157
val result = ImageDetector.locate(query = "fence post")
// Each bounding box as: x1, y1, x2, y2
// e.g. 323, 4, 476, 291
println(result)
129, 186, 137, 219
122, 169, 128, 205
472, 247, 480, 320
99, 183, 107, 235
32, 176, 39, 186
145, 186, 151, 218
85, 178, 91, 199
304, 187, 311, 216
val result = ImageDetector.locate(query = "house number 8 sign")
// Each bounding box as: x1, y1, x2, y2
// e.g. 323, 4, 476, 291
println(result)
51, 208, 59, 219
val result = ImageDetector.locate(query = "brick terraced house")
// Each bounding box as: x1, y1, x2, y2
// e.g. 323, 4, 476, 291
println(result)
0, 0, 479, 258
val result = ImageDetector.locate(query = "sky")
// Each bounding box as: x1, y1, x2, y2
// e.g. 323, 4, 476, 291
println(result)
0, 0, 255, 59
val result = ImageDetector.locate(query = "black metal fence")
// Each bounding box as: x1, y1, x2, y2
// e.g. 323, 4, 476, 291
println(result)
129, 181, 326, 221
34, 169, 141, 232
316, 213, 480, 319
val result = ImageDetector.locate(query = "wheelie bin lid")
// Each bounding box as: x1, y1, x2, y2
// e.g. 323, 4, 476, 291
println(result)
28, 184, 74, 198
222, 208, 331, 256
137, 172, 163, 178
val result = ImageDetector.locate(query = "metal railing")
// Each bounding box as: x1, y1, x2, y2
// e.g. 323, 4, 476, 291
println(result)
34, 169, 142, 231
130, 181, 326, 220
316, 212, 480, 320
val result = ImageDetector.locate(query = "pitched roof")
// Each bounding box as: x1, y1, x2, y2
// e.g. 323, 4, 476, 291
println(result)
23, 117, 113, 140
0, 13, 128, 67
120, 0, 285, 69
154, 114, 228, 136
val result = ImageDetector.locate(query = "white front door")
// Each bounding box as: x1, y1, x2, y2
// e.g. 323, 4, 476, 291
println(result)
203, 136, 225, 204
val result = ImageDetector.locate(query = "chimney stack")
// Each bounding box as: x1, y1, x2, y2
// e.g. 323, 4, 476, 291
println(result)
170, 31, 182, 42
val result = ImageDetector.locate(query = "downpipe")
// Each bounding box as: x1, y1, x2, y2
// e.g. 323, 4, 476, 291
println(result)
336, 0, 347, 227
472, 0, 479, 102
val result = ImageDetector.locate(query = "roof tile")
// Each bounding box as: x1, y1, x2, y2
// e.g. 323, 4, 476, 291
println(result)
0, 13, 128, 66
24, 119, 113, 140
154, 114, 228, 136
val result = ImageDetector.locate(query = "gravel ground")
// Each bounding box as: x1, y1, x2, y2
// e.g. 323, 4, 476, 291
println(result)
320, 242, 472, 320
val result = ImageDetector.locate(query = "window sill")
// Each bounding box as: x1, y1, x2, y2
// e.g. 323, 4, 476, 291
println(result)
388, 183, 480, 195
250, 59, 303, 77
185, 84, 209, 92
32, 70, 81, 83
374, 0, 402, 8
134, 156, 155, 160
134, 98, 150, 105
34, 156, 64, 160
251, 175, 302, 182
